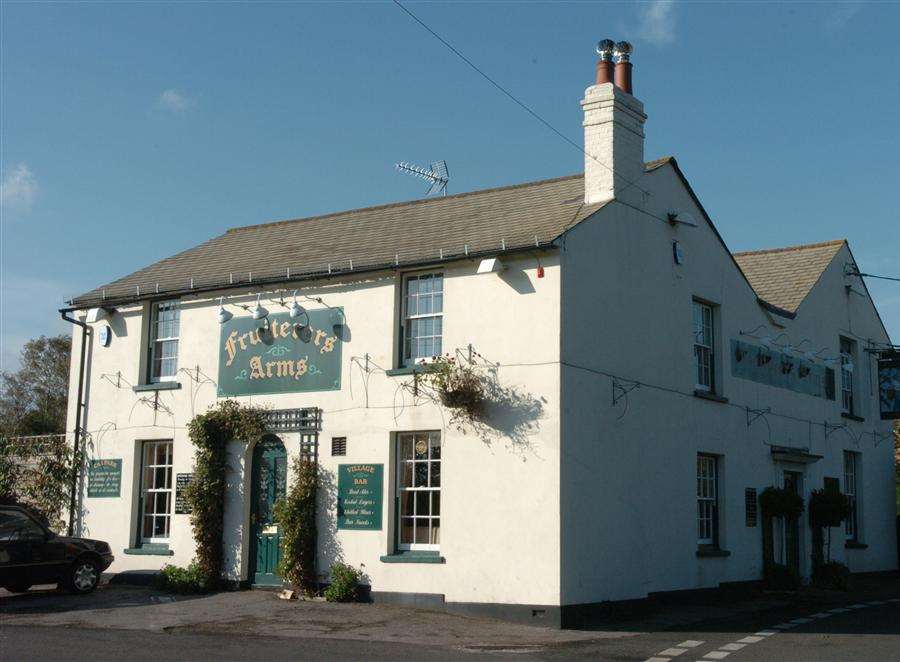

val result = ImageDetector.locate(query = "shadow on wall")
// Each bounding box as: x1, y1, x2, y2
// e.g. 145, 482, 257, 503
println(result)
316, 466, 342, 583
221, 446, 247, 581
499, 267, 536, 295
469, 368, 546, 457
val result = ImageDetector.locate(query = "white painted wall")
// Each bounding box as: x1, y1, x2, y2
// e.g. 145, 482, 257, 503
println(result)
66, 254, 562, 607
558, 162, 896, 606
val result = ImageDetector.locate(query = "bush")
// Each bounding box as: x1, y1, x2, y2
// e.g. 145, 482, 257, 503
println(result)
155, 562, 213, 594
764, 562, 801, 591
323, 562, 362, 602
274, 456, 318, 594
812, 561, 851, 591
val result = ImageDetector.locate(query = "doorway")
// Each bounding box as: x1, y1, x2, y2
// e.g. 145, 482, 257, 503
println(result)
782, 470, 803, 575
249, 435, 287, 586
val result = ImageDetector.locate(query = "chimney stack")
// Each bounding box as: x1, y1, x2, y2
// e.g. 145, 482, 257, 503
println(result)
581, 39, 646, 205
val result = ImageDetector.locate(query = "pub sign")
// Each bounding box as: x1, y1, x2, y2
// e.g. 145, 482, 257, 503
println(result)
218, 308, 343, 397
878, 352, 900, 420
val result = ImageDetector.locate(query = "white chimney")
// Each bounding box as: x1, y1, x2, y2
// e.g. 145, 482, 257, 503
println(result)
581, 40, 646, 206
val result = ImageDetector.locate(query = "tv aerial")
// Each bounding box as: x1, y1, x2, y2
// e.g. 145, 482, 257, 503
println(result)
395, 160, 449, 196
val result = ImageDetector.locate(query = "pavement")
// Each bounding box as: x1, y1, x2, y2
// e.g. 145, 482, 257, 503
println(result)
2, 574, 900, 660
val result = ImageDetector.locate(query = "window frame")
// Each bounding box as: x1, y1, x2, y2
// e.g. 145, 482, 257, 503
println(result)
843, 450, 860, 542
839, 336, 855, 416
148, 300, 180, 383
395, 431, 441, 552
697, 453, 719, 547
400, 272, 444, 367
138, 440, 174, 545
693, 300, 716, 393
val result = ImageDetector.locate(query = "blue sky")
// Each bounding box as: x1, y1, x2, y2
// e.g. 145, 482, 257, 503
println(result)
2, 1, 898, 370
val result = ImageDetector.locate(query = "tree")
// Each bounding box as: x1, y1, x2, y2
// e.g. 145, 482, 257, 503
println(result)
0, 335, 71, 438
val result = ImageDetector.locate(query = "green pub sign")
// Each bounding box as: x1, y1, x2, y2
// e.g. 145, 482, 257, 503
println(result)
87, 459, 122, 498
218, 308, 343, 397
337, 464, 383, 530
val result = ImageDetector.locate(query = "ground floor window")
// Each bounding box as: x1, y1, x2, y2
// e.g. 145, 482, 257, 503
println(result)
844, 451, 860, 541
139, 440, 173, 544
697, 453, 718, 546
397, 431, 440, 550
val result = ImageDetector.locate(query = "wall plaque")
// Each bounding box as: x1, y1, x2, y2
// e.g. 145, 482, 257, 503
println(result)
174, 473, 194, 514
337, 464, 383, 530
87, 459, 122, 498
217, 309, 343, 397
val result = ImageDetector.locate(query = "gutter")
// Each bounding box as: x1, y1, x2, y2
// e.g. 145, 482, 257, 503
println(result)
61, 242, 558, 312
60, 310, 90, 537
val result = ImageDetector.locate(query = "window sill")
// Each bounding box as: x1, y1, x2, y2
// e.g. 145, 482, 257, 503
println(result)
693, 390, 729, 404
696, 547, 731, 558
132, 382, 182, 393
840, 412, 865, 423
379, 551, 444, 564
385, 365, 435, 377
124, 545, 174, 556
845, 541, 868, 550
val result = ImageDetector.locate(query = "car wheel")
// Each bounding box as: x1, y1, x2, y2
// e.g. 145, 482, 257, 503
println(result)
66, 558, 100, 594
3, 584, 32, 593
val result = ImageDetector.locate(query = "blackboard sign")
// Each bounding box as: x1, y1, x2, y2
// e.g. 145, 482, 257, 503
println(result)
337, 464, 383, 530
87, 459, 121, 498
174, 473, 194, 514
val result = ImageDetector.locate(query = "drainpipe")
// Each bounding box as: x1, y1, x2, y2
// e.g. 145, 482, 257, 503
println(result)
60, 310, 89, 537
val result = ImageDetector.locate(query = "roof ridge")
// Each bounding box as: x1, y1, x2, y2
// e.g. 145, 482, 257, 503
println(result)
226, 173, 584, 235
733, 239, 846, 257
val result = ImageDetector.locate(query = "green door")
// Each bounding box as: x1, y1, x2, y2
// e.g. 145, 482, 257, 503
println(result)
250, 436, 287, 586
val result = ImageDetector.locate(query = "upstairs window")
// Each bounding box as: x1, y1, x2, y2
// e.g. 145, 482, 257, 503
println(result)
149, 300, 180, 383
693, 300, 715, 392
402, 273, 443, 366
840, 336, 856, 416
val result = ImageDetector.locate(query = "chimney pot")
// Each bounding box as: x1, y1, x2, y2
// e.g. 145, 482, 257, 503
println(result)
613, 41, 634, 94
595, 39, 615, 85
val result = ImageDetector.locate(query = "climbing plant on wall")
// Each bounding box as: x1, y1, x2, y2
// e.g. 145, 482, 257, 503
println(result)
185, 400, 266, 586
274, 455, 318, 593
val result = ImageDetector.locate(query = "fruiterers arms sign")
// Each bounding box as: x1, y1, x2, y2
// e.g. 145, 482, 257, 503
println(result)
218, 308, 343, 396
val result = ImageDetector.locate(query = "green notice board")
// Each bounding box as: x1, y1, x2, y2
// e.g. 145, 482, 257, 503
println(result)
217, 308, 343, 397
337, 464, 383, 530
87, 459, 122, 498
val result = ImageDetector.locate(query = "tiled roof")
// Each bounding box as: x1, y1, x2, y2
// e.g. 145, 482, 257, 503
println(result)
733, 240, 846, 314
72, 172, 619, 307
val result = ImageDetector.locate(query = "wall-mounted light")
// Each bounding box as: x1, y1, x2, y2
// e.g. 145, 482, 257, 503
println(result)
477, 257, 505, 274
217, 297, 233, 324
251, 294, 269, 320
289, 290, 306, 319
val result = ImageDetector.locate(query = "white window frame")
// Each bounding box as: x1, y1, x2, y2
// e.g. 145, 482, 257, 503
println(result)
401, 273, 443, 367
148, 300, 180, 383
843, 450, 860, 541
693, 300, 715, 393
139, 440, 173, 544
840, 336, 855, 415
697, 453, 718, 546
396, 431, 441, 551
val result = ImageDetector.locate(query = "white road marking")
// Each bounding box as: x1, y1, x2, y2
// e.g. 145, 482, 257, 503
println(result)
737, 636, 764, 643
720, 643, 747, 651
888, 598, 900, 603
849, 603, 867, 609
644, 657, 671, 662
866, 601, 886, 606
678, 641, 704, 649
829, 608, 850, 613
790, 617, 812, 624
754, 630, 777, 636
772, 624, 796, 630
810, 612, 831, 618
658, 648, 688, 657
702, 652, 730, 660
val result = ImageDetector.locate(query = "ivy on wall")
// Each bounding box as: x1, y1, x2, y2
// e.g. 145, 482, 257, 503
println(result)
274, 455, 318, 593
184, 400, 266, 586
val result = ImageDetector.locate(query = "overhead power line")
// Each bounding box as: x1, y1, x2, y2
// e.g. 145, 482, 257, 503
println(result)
391, 0, 650, 198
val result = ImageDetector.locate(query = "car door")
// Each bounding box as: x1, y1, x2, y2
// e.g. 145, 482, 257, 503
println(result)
0, 508, 62, 586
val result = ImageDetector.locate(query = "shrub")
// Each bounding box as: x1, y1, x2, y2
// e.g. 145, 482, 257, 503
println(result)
274, 456, 318, 594
764, 562, 801, 591
812, 561, 851, 591
155, 562, 213, 594
323, 562, 362, 602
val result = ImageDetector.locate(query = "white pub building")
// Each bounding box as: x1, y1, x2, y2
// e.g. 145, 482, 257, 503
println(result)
63, 42, 896, 626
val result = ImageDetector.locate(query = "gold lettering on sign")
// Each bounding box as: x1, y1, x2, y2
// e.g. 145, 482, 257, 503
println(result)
225, 331, 238, 367
295, 358, 308, 378
249, 330, 261, 345
280, 322, 291, 339
321, 336, 336, 354
249, 356, 265, 379
273, 361, 294, 378
238, 333, 249, 351
314, 329, 327, 347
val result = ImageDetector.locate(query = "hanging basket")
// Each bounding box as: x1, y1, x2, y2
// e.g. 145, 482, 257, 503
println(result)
759, 486, 804, 520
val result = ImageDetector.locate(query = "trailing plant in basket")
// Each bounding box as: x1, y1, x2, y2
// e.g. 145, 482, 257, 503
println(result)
274, 455, 318, 594
759, 486, 804, 520
809, 487, 851, 566
185, 400, 266, 587
420, 355, 486, 426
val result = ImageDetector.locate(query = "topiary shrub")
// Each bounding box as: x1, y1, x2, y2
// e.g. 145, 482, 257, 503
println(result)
760, 486, 804, 520
809, 487, 851, 566
274, 455, 318, 595
323, 562, 362, 602
812, 561, 851, 591
155, 561, 213, 594
185, 401, 266, 587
